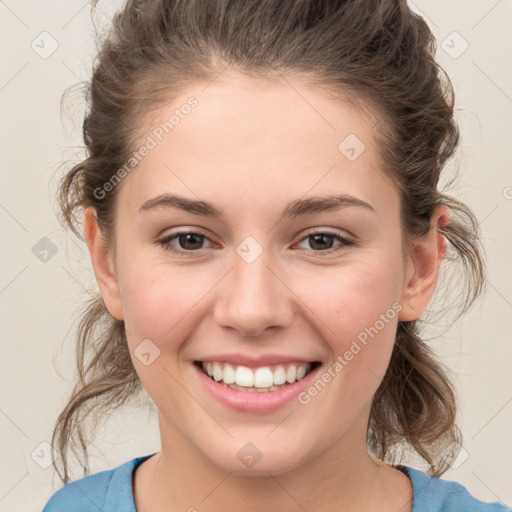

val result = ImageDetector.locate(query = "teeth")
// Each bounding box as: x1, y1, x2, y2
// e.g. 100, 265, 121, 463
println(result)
235, 366, 254, 387
201, 361, 313, 390
273, 366, 286, 385
286, 365, 297, 383
223, 382, 290, 392
296, 365, 307, 380
212, 362, 223, 382
223, 363, 235, 384
254, 367, 274, 388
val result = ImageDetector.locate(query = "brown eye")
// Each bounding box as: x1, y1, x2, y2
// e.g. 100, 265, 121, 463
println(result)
158, 231, 212, 253
296, 230, 354, 253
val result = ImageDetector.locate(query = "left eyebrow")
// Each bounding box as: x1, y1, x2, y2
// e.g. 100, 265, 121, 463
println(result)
280, 194, 376, 219
137, 193, 376, 219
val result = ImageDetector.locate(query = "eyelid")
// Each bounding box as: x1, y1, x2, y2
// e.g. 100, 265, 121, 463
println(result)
293, 228, 355, 252
298, 227, 353, 241
157, 229, 215, 253
157, 227, 355, 255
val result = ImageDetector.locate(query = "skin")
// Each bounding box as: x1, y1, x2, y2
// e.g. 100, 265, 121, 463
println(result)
84, 70, 449, 512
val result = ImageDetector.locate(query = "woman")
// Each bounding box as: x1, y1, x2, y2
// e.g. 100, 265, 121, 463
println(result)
43, 0, 510, 510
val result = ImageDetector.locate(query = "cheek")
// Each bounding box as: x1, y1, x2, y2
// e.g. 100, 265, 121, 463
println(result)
116, 248, 226, 363
295, 251, 404, 380
116, 260, 212, 401
293, 257, 404, 424
303, 253, 403, 334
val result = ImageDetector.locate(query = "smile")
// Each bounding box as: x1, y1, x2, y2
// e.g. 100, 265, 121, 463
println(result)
194, 360, 321, 392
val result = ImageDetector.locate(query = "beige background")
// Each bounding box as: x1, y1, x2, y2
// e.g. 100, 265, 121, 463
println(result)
0, 0, 511, 510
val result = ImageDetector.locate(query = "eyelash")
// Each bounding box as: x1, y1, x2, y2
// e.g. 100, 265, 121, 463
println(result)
156, 229, 355, 256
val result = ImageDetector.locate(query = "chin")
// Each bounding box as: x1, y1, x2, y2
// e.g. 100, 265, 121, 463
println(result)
203, 436, 312, 477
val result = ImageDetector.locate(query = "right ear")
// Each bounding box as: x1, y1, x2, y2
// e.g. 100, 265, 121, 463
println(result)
83, 206, 124, 320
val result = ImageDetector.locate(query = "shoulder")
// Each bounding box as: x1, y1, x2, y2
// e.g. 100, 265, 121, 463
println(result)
42, 455, 154, 512
399, 465, 511, 512
42, 467, 114, 511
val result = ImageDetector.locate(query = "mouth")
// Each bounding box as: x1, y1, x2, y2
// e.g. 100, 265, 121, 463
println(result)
193, 360, 322, 393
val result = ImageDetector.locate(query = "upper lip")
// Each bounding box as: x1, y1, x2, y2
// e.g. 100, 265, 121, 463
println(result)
195, 353, 321, 368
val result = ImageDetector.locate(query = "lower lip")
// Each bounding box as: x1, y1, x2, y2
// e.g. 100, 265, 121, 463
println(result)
193, 362, 322, 413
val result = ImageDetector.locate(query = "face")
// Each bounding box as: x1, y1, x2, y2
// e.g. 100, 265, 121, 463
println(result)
86, 71, 443, 476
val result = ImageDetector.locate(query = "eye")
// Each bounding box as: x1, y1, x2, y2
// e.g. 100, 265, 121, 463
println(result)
157, 229, 355, 255
295, 229, 354, 253
157, 231, 214, 254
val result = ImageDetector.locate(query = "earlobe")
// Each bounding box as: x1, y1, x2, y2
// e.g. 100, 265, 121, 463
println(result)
83, 207, 124, 320
398, 205, 450, 322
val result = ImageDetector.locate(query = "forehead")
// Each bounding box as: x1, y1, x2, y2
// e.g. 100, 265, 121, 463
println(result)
118, 72, 397, 219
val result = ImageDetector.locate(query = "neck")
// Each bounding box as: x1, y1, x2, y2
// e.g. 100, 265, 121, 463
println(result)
133, 411, 408, 512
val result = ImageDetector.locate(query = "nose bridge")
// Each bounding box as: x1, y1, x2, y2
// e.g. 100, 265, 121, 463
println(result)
213, 237, 293, 336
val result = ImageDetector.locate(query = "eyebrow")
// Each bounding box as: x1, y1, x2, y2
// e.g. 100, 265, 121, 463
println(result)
138, 193, 376, 220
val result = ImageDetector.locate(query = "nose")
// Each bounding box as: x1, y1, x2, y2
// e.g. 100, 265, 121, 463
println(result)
213, 248, 294, 338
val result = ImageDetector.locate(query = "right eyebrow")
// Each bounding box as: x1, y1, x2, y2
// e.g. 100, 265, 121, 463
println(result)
138, 194, 224, 217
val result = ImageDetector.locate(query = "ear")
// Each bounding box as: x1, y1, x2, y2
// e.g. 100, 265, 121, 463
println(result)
398, 205, 450, 322
83, 206, 124, 320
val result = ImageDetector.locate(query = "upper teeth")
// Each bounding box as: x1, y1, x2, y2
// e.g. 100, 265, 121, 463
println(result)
202, 362, 312, 388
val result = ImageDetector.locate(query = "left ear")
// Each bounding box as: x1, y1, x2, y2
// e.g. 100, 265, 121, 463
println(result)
398, 205, 450, 322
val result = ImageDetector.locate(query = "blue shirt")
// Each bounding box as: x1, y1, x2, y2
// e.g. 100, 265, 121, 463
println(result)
42, 453, 510, 511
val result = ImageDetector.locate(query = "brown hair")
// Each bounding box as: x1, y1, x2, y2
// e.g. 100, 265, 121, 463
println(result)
52, 0, 485, 484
